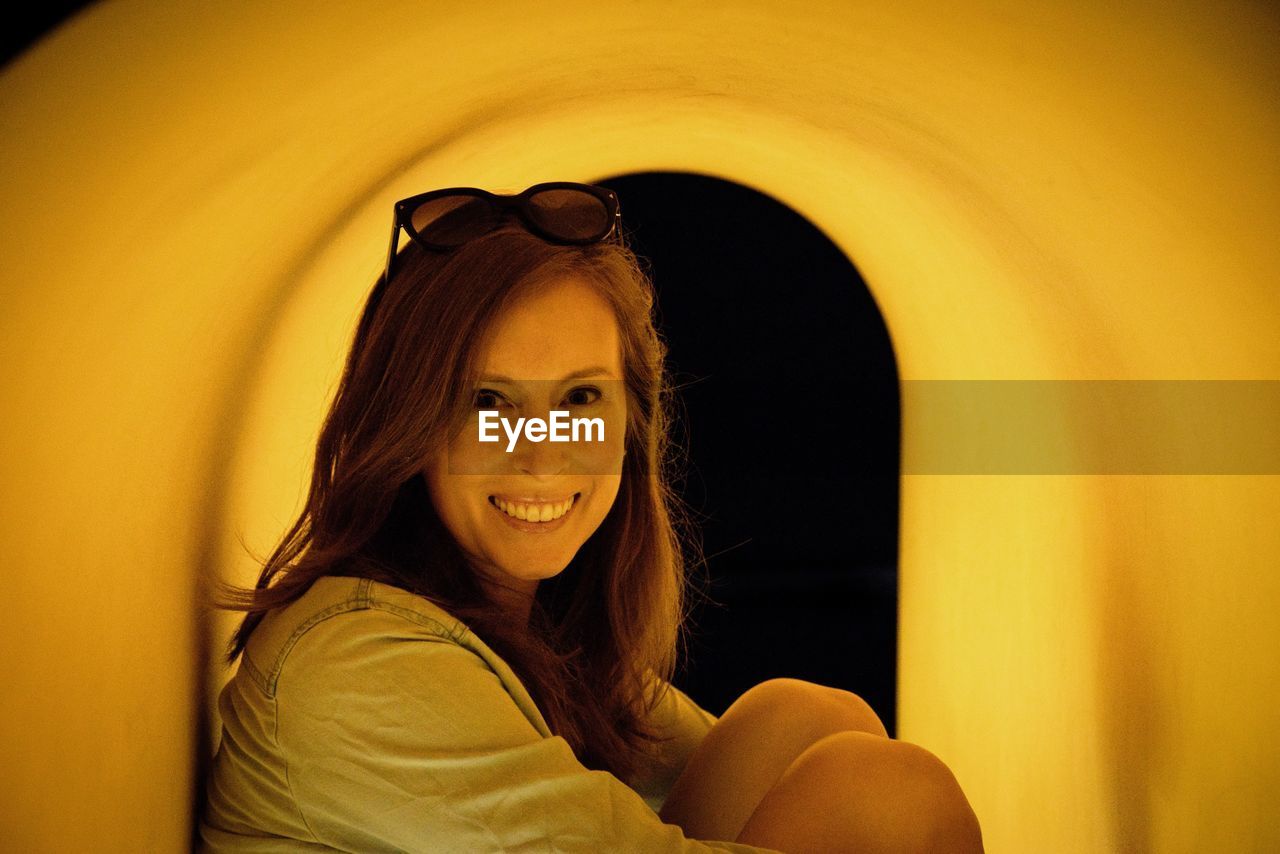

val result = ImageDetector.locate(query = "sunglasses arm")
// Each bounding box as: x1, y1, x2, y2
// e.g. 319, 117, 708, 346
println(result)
384, 210, 402, 285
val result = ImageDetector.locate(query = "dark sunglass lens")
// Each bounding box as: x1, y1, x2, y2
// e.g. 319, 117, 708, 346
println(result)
526, 189, 612, 241
410, 195, 499, 246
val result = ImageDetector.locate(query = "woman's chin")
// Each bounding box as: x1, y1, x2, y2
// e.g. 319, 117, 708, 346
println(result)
475, 551, 570, 585
509, 561, 573, 584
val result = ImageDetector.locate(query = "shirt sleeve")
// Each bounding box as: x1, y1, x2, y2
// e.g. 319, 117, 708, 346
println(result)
273, 609, 782, 854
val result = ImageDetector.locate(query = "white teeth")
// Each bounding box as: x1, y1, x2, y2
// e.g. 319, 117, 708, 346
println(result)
494, 494, 576, 523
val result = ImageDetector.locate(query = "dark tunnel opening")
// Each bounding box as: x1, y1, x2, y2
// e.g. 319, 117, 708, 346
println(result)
598, 172, 902, 734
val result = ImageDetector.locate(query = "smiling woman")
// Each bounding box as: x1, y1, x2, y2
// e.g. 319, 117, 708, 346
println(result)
198, 183, 982, 852
421, 276, 629, 625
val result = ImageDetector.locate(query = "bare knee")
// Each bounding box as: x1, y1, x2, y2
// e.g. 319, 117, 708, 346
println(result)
728, 678, 889, 741
812, 683, 889, 738
661, 679, 885, 842
802, 733, 983, 852
738, 731, 984, 853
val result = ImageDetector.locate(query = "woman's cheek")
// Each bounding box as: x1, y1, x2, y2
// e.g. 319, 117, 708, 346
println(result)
588, 475, 624, 527
448, 422, 509, 475
574, 400, 626, 476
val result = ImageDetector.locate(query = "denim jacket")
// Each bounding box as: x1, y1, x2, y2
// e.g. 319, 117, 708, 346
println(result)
198, 575, 779, 853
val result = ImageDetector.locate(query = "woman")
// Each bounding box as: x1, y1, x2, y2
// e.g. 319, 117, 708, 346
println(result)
200, 182, 984, 852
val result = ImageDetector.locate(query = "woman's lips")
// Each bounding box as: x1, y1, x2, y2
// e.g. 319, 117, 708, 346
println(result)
488, 493, 580, 531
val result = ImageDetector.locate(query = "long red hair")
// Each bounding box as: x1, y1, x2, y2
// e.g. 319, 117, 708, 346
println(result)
219, 223, 704, 782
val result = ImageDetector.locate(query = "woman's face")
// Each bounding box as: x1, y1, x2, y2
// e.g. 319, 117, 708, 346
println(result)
422, 275, 627, 616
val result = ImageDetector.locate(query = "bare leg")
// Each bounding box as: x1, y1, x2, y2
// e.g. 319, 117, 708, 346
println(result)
735, 731, 984, 853
659, 679, 982, 852
660, 678, 889, 842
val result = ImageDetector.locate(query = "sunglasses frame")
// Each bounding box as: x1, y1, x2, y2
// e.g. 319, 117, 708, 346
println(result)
383, 181, 621, 284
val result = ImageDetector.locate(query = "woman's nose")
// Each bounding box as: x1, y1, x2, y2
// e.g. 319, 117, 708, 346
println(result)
509, 419, 570, 477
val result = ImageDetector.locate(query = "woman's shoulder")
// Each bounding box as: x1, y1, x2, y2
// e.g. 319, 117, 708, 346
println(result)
239, 575, 487, 698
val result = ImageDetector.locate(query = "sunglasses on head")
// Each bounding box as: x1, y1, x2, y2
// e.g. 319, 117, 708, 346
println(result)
383, 181, 622, 284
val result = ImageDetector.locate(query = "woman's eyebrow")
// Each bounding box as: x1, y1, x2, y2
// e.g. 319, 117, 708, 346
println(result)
479, 367, 616, 383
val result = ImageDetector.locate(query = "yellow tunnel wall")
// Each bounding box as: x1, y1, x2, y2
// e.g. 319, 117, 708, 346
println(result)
0, 1, 1276, 851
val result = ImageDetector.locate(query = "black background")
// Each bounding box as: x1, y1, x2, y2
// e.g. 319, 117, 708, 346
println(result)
1, 2, 91, 71
598, 173, 901, 730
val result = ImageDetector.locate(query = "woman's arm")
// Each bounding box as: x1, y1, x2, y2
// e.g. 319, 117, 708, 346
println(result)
265, 610, 783, 854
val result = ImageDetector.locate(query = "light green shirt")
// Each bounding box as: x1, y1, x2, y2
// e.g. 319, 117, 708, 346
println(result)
199, 576, 781, 852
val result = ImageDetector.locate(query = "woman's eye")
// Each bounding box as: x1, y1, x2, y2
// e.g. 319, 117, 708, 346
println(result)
563, 386, 602, 407
473, 389, 508, 409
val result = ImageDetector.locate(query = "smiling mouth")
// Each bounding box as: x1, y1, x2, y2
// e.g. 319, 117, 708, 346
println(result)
488, 493, 580, 523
